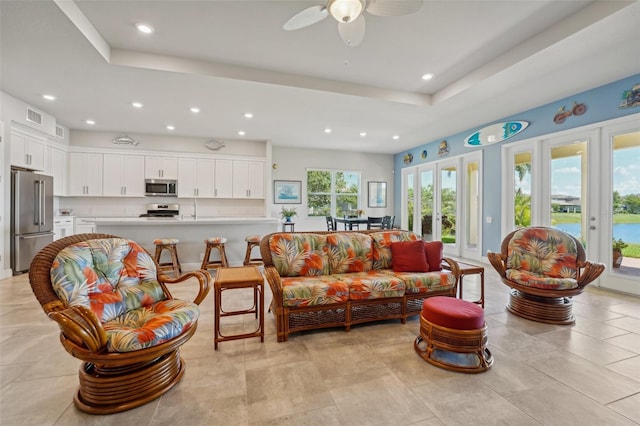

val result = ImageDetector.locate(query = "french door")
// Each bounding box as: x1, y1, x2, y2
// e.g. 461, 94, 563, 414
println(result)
402, 152, 482, 260
503, 115, 640, 295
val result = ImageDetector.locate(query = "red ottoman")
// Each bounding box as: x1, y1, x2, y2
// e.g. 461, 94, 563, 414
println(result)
414, 296, 493, 373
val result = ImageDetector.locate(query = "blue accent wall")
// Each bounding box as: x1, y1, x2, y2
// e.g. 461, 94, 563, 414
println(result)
394, 74, 640, 255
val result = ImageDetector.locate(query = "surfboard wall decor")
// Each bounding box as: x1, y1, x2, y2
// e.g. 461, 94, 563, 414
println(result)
464, 121, 529, 147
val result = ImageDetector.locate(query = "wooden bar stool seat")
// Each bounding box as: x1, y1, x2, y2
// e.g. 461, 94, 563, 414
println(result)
153, 238, 181, 277
201, 237, 229, 271
243, 235, 263, 266
414, 296, 493, 373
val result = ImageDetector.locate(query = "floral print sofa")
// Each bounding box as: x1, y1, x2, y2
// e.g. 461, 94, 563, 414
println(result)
260, 230, 460, 342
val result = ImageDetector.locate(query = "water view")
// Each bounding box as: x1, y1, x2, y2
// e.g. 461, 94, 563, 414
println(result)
555, 223, 640, 243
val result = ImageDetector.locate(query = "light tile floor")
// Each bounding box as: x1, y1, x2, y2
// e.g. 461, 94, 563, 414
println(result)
1, 267, 639, 425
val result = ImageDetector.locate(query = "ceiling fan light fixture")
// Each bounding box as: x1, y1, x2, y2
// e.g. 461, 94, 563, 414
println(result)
328, 0, 364, 23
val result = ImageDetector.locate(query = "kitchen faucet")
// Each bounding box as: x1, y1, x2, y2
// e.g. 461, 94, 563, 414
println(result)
192, 198, 198, 219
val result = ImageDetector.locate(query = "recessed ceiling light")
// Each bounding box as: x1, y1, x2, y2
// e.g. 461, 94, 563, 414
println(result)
166, 125, 175, 130
392, 135, 400, 140
360, 132, 367, 137
42, 94, 56, 101
238, 130, 246, 136
244, 112, 253, 119
136, 23, 154, 34
324, 128, 332, 134
190, 107, 200, 113
132, 101, 143, 108
85, 119, 95, 125
421, 73, 434, 80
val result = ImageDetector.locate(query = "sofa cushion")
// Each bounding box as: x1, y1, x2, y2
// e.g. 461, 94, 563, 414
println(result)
269, 233, 329, 277
326, 232, 373, 273
104, 299, 200, 352
51, 238, 166, 323
391, 240, 429, 272
387, 270, 456, 294
334, 271, 405, 300
370, 231, 420, 270
506, 227, 578, 279
281, 275, 349, 307
505, 269, 578, 290
424, 241, 443, 272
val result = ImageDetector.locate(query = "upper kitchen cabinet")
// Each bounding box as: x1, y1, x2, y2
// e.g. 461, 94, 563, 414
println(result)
68, 152, 103, 196
46, 145, 67, 196
214, 159, 233, 198
232, 160, 264, 199
10, 129, 46, 170
103, 154, 145, 197
177, 157, 214, 198
145, 156, 178, 180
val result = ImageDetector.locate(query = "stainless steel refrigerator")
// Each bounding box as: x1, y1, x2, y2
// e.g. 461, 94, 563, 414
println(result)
11, 169, 54, 274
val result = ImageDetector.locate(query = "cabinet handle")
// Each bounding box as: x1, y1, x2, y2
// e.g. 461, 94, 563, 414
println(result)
214, 188, 217, 197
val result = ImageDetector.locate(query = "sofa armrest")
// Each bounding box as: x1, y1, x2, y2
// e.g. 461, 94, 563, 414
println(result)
48, 305, 107, 353
263, 266, 284, 307
159, 270, 212, 305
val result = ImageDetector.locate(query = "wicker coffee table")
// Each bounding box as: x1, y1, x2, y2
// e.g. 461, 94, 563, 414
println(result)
214, 266, 264, 349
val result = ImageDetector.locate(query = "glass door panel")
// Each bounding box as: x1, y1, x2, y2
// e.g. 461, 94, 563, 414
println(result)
549, 141, 587, 244
439, 164, 458, 250
420, 168, 434, 241
514, 152, 532, 228
465, 160, 479, 249
402, 169, 415, 232
610, 130, 640, 282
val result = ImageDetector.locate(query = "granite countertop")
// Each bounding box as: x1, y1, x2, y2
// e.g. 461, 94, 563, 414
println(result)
90, 216, 280, 225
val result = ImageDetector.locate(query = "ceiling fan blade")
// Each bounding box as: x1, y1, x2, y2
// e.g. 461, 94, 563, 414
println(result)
283, 5, 329, 31
338, 15, 366, 47
366, 0, 423, 17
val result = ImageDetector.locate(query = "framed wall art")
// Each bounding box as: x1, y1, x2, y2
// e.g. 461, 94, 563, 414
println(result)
367, 181, 387, 208
274, 180, 302, 204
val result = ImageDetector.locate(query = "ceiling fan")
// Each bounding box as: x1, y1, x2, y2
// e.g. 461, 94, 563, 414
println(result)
283, 0, 423, 47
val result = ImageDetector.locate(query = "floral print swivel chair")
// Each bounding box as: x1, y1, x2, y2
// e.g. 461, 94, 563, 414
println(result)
28, 233, 211, 414
488, 227, 604, 324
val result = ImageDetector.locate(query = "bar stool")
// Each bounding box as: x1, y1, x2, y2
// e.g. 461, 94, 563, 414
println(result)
243, 235, 263, 266
153, 238, 181, 277
201, 237, 229, 271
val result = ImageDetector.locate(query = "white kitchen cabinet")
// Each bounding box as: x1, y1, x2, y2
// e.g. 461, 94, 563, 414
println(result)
10, 129, 46, 170
53, 216, 74, 240
214, 159, 233, 198
74, 218, 96, 234
232, 160, 264, 199
103, 154, 145, 197
68, 152, 103, 196
145, 156, 178, 180
177, 157, 214, 198
46, 145, 66, 196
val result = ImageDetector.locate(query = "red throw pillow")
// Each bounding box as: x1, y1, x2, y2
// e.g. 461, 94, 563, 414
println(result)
391, 240, 429, 272
424, 241, 443, 272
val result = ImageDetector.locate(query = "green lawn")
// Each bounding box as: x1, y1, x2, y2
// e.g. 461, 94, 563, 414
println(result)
552, 213, 640, 224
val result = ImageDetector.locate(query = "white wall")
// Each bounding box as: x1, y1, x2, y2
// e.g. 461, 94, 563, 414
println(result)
271, 146, 394, 231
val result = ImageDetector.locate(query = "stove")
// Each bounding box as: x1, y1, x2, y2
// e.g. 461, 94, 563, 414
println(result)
139, 203, 180, 218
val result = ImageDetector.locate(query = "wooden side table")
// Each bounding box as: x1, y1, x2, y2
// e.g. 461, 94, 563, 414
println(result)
456, 262, 485, 308
213, 266, 264, 349
282, 222, 295, 232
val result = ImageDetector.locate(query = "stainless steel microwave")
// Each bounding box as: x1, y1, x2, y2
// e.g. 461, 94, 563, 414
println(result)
145, 179, 177, 197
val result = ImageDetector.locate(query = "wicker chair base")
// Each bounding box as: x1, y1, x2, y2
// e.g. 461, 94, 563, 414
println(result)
414, 314, 493, 373
507, 289, 575, 325
74, 350, 185, 414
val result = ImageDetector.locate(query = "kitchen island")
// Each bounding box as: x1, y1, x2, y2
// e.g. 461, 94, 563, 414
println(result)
91, 217, 280, 268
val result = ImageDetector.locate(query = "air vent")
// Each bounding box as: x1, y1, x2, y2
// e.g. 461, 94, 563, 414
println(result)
56, 126, 65, 138
26, 108, 42, 125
